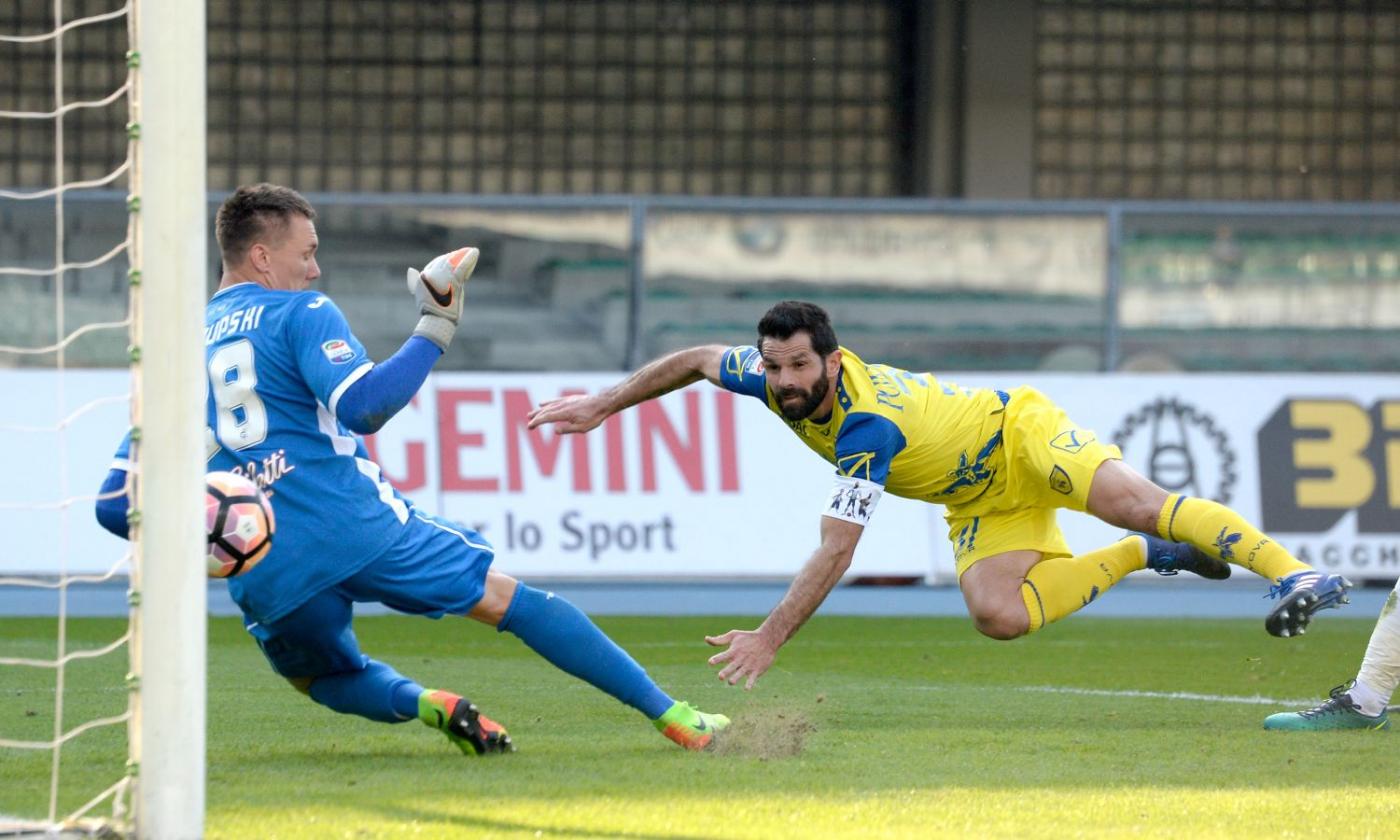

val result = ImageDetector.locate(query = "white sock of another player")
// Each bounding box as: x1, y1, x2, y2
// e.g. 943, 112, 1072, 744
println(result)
1350, 582, 1400, 717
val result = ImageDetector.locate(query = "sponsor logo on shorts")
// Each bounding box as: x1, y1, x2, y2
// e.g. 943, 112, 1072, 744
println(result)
953, 516, 980, 561
321, 339, 355, 364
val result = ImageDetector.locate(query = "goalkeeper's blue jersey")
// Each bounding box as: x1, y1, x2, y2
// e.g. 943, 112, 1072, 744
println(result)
200, 282, 410, 623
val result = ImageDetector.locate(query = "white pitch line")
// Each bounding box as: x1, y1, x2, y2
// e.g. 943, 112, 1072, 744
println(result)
1011, 685, 1315, 707
905, 683, 1317, 707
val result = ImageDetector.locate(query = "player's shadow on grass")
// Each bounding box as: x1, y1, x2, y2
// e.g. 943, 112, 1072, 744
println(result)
366, 802, 723, 840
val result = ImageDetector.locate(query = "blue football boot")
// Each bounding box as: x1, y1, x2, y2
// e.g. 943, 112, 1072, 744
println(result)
1140, 534, 1231, 580
1264, 570, 1352, 638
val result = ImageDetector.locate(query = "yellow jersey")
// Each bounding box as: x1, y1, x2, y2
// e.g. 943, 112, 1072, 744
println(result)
719, 345, 1009, 506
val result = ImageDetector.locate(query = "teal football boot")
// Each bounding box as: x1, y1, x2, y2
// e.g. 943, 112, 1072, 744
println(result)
1264, 683, 1390, 732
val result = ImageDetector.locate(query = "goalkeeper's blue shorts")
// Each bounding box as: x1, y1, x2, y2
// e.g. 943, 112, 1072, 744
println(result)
246, 511, 495, 680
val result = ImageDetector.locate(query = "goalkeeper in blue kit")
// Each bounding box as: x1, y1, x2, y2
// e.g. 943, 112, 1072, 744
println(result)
94, 184, 727, 754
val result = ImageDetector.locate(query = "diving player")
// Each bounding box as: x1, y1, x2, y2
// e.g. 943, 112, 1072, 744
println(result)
95, 184, 727, 752
527, 300, 1352, 689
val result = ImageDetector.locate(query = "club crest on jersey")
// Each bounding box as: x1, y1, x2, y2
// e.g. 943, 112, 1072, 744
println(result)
321, 339, 354, 364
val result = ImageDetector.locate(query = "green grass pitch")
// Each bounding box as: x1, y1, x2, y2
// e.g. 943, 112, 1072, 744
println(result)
3, 613, 1398, 838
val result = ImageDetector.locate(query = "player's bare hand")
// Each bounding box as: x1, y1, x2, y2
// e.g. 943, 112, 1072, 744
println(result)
526, 394, 610, 434
705, 629, 777, 690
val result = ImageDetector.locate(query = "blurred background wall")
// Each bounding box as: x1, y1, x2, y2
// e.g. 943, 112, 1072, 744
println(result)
2, 0, 1397, 374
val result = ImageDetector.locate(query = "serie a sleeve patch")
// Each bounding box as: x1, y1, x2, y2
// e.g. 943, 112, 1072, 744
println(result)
321, 338, 355, 364
822, 474, 883, 526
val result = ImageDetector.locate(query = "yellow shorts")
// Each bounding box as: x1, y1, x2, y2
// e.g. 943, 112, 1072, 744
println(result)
946, 386, 1122, 578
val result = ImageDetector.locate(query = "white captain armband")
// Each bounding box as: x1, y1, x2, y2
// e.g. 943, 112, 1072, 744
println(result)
822, 475, 883, 526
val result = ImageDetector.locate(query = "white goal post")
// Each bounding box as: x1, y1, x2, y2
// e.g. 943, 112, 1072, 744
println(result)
130, 0, 208, 836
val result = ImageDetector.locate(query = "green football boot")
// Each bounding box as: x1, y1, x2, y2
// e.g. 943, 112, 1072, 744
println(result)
1264, 683, 1391, 732
654, 700, 730, 751
419, 689, 515, 755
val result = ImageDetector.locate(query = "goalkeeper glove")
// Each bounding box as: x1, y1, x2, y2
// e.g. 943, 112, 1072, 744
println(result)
406, 246, 479, 351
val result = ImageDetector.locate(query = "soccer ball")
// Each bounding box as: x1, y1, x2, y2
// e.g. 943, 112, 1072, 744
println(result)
205, 471, 275, 578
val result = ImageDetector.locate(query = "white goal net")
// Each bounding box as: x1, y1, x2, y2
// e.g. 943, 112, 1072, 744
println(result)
0, 1, 206, 837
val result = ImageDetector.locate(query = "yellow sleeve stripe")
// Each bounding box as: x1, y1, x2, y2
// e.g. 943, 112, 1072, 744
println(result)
836, 451, 875, 480
724, 348, 745, 377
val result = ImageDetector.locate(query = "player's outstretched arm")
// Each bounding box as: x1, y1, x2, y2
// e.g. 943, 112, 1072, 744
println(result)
705, 516, 864, 690
334, 247, 480, 434
334, 337, 441, 434
526, 344, 729, 434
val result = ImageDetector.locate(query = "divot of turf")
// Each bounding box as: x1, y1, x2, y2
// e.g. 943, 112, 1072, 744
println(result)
712, 709, 817, 759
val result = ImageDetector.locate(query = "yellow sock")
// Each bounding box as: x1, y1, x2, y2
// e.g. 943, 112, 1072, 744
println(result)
1020, 537, 1146, 633
1156, 494, 1309, 583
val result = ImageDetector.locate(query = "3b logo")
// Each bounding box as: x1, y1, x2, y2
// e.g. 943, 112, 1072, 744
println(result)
1258, 399, 1400, 533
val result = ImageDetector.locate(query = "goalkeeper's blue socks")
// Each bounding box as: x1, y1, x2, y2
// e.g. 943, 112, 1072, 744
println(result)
308, 658, 423, 723
306, 586, 677, 725
498, 584, 674, 720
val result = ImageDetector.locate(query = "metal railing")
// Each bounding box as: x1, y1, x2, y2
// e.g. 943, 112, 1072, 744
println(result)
3, 190, 1399, 373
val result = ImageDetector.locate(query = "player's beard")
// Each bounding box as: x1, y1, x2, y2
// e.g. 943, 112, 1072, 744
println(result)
776, 369, 830, 421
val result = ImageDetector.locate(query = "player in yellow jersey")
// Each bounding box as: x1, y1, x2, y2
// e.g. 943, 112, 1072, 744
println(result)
527, 301, 1352, 688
